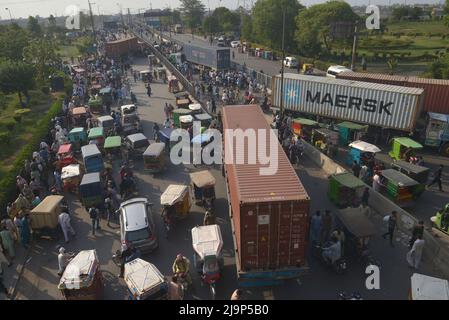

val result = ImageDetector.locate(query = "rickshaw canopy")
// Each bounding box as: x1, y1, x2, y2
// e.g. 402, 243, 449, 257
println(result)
69, 127, 85, 135
349, 141, 381, 153
72, 107, 87, 116
80, 172, 101, 187
31, 195, 64, 215
410, 273, 449, 300
293, 118, 318, 126
61, 164, 80, 180
58, 250, 100, 290
143, 143, 165, 157
124, 258, 166, 300
428, 112, 449, 122
177, 99, 190, 106
161, 184, 189, 206
174, 92, 189, 99
99, 87, 112, 95
126, 133, 148, 144
168, 75, 177, 82
188, 103, 202, 112
392, 160, 429, 176
191, 224, 223, 260
88, 127, 104, 139
81, 144, 101, 158
314, 128, 338, 137
140, 70, 151, 75
58, 144, 72, 155
337, 121, 368, 131
381, 169, 419, 187
194, 113, 212, 121
97, 115, 114, 125
121, 104, 137, 115
392, 137, 423, 149
173, 109, 192, 116
104, 136, 122, 149
331, 172, 366, 189
179, 115, 193, 124
190, 170, 216, 188
336, 206, 376, 238
191, 132, 214, 144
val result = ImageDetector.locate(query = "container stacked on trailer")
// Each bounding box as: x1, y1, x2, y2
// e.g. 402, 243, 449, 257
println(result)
222, 104, 310, 287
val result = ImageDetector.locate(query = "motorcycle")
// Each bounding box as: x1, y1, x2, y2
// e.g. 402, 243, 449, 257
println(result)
312, 243, 347, 275
174, 272, 190, 294
112, 248, 141, 267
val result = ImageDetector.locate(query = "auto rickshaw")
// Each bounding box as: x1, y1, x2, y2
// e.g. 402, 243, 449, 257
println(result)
173, 109, 192, 128
161, 184, 191, 220
143, 142, 166, 173
337, 121, 368, 146
328, 172, 366, 208
154, 67, 167, 83
335, 206, 379, 268
391, 160, 430, 195
311, 128, 339, 157
57, 144, 76, 167
58, 250, 103, 300
71, 107, 88, 127
104, 136, 122, 159
61, 164, 82, 194
68, 127, 88, 151
291, 118, 319, 142
347, 140, 381, 166
168, 75, 180, 93
81, 144, 104, 173
302, 63, 314, 74
191, 224, 224, 300
188, 103, 202, 115
388, 137, 423, 161
194, 113, 212, 128
121, 113, 141, 136
97, 115, 115, 136
174, 92, 189, 103
430, 203, 449, 234
87, 95, 103, 114
120, 104, 138, 116
99, 87, 113, 106
88, 127, 105, 147
190, 170, 216, 206
123, 133, 150, 159
79, 172, 104, 207
124, 258, 169, 300
30, 195, 65, 240
180, 115, 194, 130
409, 273, 449, 300
379, 169, 422, 207
141, 70, 152, 84
176, 98, 191, 109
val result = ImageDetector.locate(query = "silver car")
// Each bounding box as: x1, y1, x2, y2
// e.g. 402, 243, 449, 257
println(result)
118, 198, 158, 253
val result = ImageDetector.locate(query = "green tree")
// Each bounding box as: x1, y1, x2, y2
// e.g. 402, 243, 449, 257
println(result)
27, 16, 42, 37
0, 24, 30, 61
295, 1, 358, 56
212, 7, 241, 34
252, 0, 304, 51
0, 61, 35, 106
179, 0, 206, 33
203, 15, 220, 35
241, 13, 253, 41
387, 56, 398, 75
23, 39, 61, 83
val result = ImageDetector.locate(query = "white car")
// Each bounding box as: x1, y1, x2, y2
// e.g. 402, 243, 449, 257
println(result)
230, 41, 240, 48
284, 56, 298, 68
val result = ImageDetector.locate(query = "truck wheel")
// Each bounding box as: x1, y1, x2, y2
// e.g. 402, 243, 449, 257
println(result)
440, 143, 449, 157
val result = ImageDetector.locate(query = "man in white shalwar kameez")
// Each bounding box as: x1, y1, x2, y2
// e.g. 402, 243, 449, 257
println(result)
58, 211, 76, 243
407, 235, 424, 269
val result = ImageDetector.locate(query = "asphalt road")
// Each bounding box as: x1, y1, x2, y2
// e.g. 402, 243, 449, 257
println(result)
12, 56, 440, 300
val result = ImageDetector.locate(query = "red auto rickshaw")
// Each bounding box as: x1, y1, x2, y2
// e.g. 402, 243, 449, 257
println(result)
57, 144, 76, 168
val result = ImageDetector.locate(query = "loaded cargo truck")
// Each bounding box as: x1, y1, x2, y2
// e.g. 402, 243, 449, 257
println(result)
335, 71, 449, 155
222, 105, 310, 287
105, 37, 138, 59
182, 43, 230, 70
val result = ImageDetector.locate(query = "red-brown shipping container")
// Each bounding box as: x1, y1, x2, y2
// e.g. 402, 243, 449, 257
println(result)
337, 71, 449, 114
105, 37, 138, 58
222, 105, 310, 285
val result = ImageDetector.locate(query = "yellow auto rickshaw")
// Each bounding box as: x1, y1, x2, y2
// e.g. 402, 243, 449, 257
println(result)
143, 142, 166, 173
30, 195, 66, 240
161, 184, 191, 219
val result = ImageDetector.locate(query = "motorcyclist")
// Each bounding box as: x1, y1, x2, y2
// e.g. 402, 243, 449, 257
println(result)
118, 244, 137, 278
119, 173, 135, 199
172, 254, 192, 284
322, 236, 342, 265
161, 205, 176, 230
130, 91, 137, 104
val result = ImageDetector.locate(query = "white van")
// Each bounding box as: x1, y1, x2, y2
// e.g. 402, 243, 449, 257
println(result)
327, 65, 352, 78
284, 56, 298, 68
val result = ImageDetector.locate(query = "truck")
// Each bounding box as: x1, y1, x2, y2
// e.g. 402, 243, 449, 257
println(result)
335, 71, 449, 155
105, 37, 138, 59
272, 74, 424, 132
182, 43, 230, 70
222, 104, 310, 287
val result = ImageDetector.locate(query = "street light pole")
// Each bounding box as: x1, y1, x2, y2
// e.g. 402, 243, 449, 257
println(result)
280, 8, 286, 121
5, 8, 12, 22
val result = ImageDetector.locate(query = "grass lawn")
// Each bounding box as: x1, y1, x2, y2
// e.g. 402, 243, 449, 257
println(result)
0, 90, 56, 180
57, 45, 80, 60
386, 20, 449, 35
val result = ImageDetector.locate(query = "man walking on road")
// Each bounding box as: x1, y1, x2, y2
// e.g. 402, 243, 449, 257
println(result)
58, 211, 76, 243
407, 235, 425, 269
89, 207, 101, 236
382, 211, 398, 247
427, 165, 444, 192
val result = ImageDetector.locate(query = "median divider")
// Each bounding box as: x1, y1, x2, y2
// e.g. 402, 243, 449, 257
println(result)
303, 140, 449, 278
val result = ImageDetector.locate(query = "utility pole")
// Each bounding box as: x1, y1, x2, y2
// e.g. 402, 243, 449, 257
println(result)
88, 0, 97, 44
127, 8, 131, 26
351, 24, 358, 71
280, 8, 286, 121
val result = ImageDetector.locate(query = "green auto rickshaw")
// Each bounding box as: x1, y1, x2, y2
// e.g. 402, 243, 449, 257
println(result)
388, 137, 423, 161
431, 203, 449, 235
173, 108, 192, 128
88, 95, 103, 114
104, 136, 122, 160
194, 113, 213, 128
379, 169, 422, 208
68, 127, 88, 151
99, 87, 113, 107
337, 121, 368, 146
88, 127, 105, 147
391, 160, 430, 195
328, 172, 366, 208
